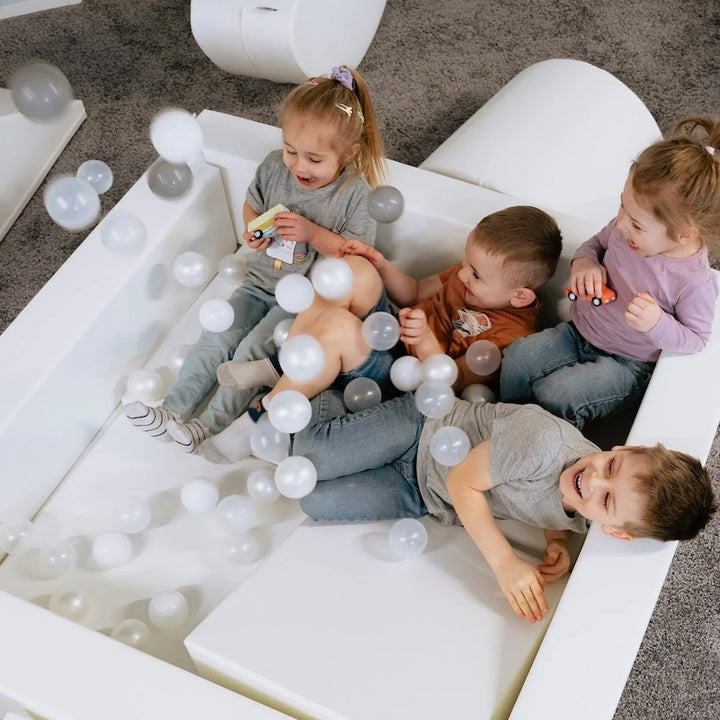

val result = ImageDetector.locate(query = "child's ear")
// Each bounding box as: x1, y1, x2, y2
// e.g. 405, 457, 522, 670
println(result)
343, 143, 361, 163
510, 287, 537, 308
601, 524, 635, 541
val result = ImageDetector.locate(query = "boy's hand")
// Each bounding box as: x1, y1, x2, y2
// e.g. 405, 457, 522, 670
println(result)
243, 230, 272, 251
537, 538, 571, 582
624, 291, 661, 332
272, 211, 316, 245
570, 257, 607, 299
339, 239, 387, 271
494, 554, 549, 623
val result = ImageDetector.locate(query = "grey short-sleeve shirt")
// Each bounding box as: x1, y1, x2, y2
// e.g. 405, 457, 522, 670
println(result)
416, 401, 596, 533
244, 150, 376, 293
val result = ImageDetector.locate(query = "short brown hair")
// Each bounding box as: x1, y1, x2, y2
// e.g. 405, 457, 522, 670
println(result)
469, 205, 562, 289
621, 444, 717, 541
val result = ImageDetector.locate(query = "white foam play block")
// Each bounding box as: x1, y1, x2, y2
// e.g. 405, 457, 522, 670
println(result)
0, 87, 85, 241
421, 59, 661, 229
190, 0, 387, 83
0, 0, 80, 19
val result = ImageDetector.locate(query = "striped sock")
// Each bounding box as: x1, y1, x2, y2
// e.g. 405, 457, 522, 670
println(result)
166, 418, 212, 454
124, 402, 175, 440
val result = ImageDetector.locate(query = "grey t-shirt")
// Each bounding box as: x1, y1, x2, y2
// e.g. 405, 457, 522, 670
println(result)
244, 149, 376, 294
416, 401, 596, 533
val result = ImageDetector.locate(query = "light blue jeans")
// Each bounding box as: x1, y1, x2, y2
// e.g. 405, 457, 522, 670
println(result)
499, 321, 655, 429
291, 389, 428, 521
164, 284, 293, 434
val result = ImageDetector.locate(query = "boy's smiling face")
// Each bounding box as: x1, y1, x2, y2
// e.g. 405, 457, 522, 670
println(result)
559, 447, 649, 540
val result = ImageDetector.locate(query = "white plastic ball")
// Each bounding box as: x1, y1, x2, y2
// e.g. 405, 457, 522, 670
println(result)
111, 618, 150, 648
429, 426, 471, 466
113, 496, 152, 534
246, 467, 281, 503
390, 355, 424, 392
125, 368, 165, 404
219, 532, 259, 565
180, 478, 219, 513
10, 61, 72, 121
49, 590, 89, 621
267, 390, 312, 434
422, 353, 458, 386
150, 108, 204, 164
37, 539, 78, 578
272, 318, 294, 347
173, 251, 210, 288
278, 334, 325, 383
250, 417, 290, 464
215, 495, 259, 535
199, 299, 235, 332
44, 175, 100, 231
91, 532, 133, 568
310, 257, 354, 299
0, 518, 35, 555
466, 339, 502, 376
343, 377, 382, 411
148, 590, 189, 629
362, 311, 400, 351
274, 456, 317, 499
100, 210, 146, 254
167, 344, 192, 374
218, 253, 247, 285
414, 380, 456, 419
275, 274, 315, 313
388, 518, 428, 558
76, 159, 113, 194
460, 383, 496, 404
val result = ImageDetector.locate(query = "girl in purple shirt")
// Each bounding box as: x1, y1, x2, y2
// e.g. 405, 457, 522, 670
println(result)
501, 116, 720, 429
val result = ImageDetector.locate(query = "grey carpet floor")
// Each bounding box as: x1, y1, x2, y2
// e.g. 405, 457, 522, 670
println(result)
1, 1, 719, 718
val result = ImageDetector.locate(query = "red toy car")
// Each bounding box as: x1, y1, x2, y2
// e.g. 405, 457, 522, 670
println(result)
566, 285, 617, 307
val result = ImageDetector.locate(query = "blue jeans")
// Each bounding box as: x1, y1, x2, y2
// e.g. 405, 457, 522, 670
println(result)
291, 389, 427, 521
164, 284, 293, 433
499, 322, 655, 429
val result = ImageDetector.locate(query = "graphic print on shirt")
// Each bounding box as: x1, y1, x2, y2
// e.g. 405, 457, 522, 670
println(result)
454, 308, 492, 337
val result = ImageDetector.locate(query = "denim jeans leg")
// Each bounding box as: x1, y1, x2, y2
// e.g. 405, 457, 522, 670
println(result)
163, 285, 274, 420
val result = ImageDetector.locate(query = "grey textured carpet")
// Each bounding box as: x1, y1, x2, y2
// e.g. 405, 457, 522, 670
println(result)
1, 1, 719, 718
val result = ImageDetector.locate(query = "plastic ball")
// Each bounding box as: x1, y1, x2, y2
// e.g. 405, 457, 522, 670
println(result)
361, 311, 400, 351
460, 383, 496, 404
343, 377, 382, 411
267, 390, 312, 434
218, 532, 258, 565
272, 318, 294, 348
367, 185, 404, 223
218, 253, 247, 285
180, 478, 219, 513
147, 158, 193, 200
422, 353, 458, 386
246, 467, 280, 503
250, 417, 290, 464
125, 368, 165, 404
44, 175, 100, 231
150, 108, 204, 164
113, 496, 152, 534
48, 590, 89, 621
0, 519, 35, 555
167, 344, 192, 374
91, 532, 133, 569
429, 426, 471, 466
199, 299, 234, 332
76, 159, 113, 194
278, 334, 325, 383
100, 210, 147, 254
389, 355, 424, 392
274, 456, 317, 499
148, 590, 189, 629
388, 518, 428, 558
111, 618, 150, 648
275, 274, 315, 313
414, 380, 456, 418
173, 251, 210, 288
216, 495, 259, 535
466, 340, 502, 376
37, 539, 78, 578
310, 257, 353, 299
10, 61, 72, 121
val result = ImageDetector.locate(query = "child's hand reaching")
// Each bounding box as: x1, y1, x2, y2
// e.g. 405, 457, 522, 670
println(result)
494, 554, 549, 623
625, 292, 661, 332
537, 538, 571, 582
570, 257, 607, 299
339, 239, 386, 272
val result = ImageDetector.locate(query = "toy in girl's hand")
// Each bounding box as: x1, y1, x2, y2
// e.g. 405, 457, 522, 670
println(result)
566, 284, 617, 307
247, 203, 289, 240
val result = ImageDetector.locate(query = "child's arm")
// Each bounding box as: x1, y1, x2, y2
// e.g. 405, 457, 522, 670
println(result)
340, 239, 442, 306
537, 529, 572, 582
271, 210, 346, 257
445, 441, 549, 623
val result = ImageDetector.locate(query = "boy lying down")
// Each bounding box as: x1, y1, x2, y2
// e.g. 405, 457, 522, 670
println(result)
284, 390, 715, 623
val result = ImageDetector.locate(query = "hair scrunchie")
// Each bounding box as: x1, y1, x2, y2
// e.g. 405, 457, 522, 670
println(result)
330, 66, 354, 91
